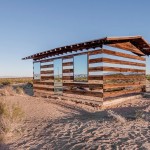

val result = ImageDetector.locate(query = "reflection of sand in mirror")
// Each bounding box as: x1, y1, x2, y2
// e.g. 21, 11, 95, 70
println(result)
74, 55, 88, 82
54, 59, 63, 95
33, 62, 41, 80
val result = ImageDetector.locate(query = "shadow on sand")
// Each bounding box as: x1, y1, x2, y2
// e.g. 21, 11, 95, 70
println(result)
7, 97, 150, 149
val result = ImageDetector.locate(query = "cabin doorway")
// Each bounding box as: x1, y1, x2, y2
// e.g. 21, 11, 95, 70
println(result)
54, 59, 63, 95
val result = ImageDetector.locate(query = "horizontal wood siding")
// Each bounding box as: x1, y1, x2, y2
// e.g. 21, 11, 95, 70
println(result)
103, 67, 145, 73
63, 90, 103, 97
102, 49, 145, 61
103, 74, 145, 80
34, 86, 54, 91
102, 58, 145, 67
89, 67, 103, 72
62, 62, 74, 66
102, 48, 146, 99
62, 76, 74, 80
33, 81, 54, 85
41, 76, 54, 80
32, 47, 146, 103
63, 69, 74, 73
41, 64, 54, 68
104, 82, 145, 89
88, 75, 103, 80
41, 70, 54, 74
104, 88, 142, 98
63, 82, 103, 89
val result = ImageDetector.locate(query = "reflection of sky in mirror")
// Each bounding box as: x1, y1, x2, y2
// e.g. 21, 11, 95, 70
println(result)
74, 55, 87, 75
34, 62, 40, 79
54, 59, 62, 77
34, 62, 40, 74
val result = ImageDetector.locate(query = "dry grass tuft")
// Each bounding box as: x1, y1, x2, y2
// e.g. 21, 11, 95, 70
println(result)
0, 86, 26, 96
0, 86, 16, 96
15, 87, 24, 95
0, 98, 24, 142
136, 105, 150, 121
108, 110, 126, 123
0, 78, 32, 85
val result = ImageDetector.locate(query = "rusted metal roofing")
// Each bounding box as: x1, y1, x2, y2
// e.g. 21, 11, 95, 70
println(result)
22, 36, 150, 60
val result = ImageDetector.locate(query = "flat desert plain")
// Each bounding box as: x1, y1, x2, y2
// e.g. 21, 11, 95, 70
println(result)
0, 84, 149, 150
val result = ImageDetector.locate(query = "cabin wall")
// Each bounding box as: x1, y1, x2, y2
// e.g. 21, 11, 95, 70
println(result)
32, 47, 146, 105
102, 46, 146, 100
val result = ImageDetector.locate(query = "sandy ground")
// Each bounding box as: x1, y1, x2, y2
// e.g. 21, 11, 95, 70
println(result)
0, 85, 150, 150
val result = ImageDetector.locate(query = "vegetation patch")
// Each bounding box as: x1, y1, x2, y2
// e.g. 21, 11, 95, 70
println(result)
146, 75, 150, 81
15, 87, 24, 95
0, 98, 24, 142
0, 78, 32, 85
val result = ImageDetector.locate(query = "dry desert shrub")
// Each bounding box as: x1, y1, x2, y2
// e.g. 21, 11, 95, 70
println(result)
0, 86, 25, 96
0, 98, 24, 142
108, 110, 126, 123
0, 78, 32, 85
15, 87, 24, 95
1, 81, 11, 86
135, 105, 150, 121
0, 86, 16, 96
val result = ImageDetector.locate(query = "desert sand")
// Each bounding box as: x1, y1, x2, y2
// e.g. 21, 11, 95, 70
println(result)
0, 85, 150, 150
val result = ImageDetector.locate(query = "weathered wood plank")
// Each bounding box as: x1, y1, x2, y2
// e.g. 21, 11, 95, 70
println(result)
62, 76, 74, 80
108, 42, 145, 56
63, 90, 103, 97
103, 74, 146, 80
63, 55, 73, 59
62, 62, 73, 66
63, 82, 103, 89
33, 84, 53, 88
103, 67, 145, 73
33, 81, 54, 85
102, 49, 146, 61
63, 69, 74, 73
89, 67, 103, 72
41, 64, 54, 68
88, 49, 102, 55
104, 82, 145, 89
88, 75, 103, 80
40, 59, 53, 63
41, 76, 54, 80
34, 86, 54, 91
104, 88, 142, 98
41, 70, 54, 74
89, 58, 103, 64
102, 58, 146, 67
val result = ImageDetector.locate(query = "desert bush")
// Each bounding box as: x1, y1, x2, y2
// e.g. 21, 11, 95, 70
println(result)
15, 87, 24, 95
0, 86, 16, 96
108, 110, 126, 123
0, 77, 32, 85
0, 99, 24, 141
146, 75, 150, 81
1, 81, 11, 86
26, 82, 33, 88
136, 106, 150, 121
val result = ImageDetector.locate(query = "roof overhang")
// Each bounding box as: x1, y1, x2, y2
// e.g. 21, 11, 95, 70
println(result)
22, 36, 150, 60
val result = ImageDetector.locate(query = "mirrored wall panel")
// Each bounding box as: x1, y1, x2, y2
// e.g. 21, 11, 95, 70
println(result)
74, 55, 88, 82
33, 62, 41, 80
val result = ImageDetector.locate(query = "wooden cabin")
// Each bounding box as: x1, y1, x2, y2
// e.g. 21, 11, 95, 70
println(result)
23, 36, 150, 106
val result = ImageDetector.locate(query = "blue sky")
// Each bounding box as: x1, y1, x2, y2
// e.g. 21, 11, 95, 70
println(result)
0, 0, 150, 77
